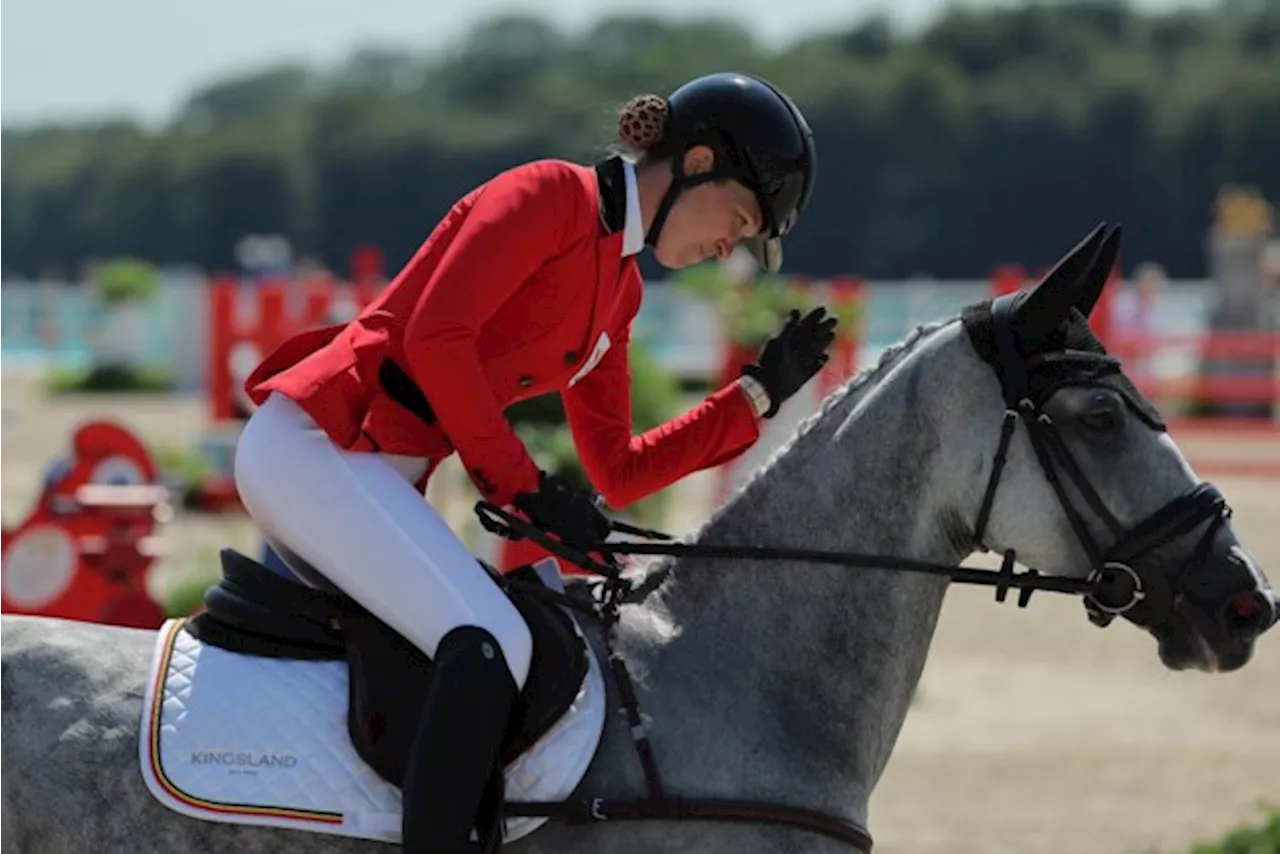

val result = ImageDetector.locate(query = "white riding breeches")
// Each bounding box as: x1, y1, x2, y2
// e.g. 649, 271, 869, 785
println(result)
233, 391, 532, 690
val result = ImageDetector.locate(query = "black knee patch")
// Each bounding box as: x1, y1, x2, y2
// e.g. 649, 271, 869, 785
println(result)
435, 625, 516, 680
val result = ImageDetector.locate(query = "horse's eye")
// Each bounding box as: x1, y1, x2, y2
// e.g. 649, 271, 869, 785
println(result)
1078, 397, 1123, 432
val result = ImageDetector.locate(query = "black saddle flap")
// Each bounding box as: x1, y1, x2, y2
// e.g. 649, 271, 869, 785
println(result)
341, 563, 591, 784
501, 563, 592, 762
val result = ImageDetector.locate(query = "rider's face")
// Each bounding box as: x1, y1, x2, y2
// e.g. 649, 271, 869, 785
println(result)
651, 145, 764, 269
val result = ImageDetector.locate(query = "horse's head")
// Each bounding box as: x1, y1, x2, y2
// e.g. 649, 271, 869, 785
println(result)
954, 223, 1275, 672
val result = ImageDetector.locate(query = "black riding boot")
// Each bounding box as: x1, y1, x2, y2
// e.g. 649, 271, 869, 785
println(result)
401, 625, 519, 853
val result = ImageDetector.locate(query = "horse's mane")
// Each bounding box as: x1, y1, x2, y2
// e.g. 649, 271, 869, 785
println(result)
707, 315, 957, 513
619, 315, 957, 597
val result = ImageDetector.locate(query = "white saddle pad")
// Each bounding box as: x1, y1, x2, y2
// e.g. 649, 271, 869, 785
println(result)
138, 569, 607, 844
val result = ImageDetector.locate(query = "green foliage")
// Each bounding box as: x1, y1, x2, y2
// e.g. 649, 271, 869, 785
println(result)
1189, 808, 1280, 854
177, 65, 319, 130
153, 443, 218, 509
44, 364, 173, 393
94, 257, 158, 304
674, 265, 803, 347
3, 1, 1279, 278
162, 571, 215, 618
627, 337, 683, 432
160, 550, 226, 617
717, 278, 804, 348
675, 263, 864, 348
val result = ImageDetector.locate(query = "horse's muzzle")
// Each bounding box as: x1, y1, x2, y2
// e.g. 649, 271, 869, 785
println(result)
1222, 589, 1278, 644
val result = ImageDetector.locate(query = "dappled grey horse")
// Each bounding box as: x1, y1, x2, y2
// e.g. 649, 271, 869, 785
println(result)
4, 223, 1276, 854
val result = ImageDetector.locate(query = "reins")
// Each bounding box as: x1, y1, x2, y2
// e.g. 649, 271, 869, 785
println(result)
476, 502, 1101, 612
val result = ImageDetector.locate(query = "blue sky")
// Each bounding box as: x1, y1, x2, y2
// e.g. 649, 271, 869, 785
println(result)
2, 0, 1216, 127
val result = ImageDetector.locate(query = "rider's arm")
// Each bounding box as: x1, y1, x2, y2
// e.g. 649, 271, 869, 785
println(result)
562, 293, 762, 509
404, 161, 586, 506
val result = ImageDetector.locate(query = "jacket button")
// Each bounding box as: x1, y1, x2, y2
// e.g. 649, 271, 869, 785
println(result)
518, 375, 534, 388
564, 350, 578, 365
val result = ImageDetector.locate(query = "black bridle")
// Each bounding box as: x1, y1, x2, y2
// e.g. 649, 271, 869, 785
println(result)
968, 294, 1231, 629
474, 294, 1232, 851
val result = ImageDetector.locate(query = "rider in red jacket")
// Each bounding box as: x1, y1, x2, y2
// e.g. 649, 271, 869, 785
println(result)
233, 71, 833, 851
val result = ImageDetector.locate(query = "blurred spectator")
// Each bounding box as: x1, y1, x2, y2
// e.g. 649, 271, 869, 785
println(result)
1111, 261, 1166, 379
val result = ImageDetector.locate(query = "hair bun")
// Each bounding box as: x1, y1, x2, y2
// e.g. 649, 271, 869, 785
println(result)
618, 94, 669, 150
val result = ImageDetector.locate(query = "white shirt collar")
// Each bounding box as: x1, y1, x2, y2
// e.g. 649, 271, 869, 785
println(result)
621, 159, 644, 257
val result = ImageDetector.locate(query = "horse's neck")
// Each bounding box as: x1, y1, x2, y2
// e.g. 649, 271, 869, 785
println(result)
611, 325, 972, 828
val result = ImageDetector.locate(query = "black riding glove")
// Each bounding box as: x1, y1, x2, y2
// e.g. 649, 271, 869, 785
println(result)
512, 472, 612, 553
741, 306, 839, 418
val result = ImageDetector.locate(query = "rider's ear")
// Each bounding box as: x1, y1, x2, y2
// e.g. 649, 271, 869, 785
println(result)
1073, 224, 1122, 321
1014, 221, 1108, 342
682, 144, 716, 176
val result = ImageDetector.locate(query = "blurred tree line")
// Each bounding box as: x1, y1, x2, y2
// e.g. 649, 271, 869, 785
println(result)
3, 0, 1278, 280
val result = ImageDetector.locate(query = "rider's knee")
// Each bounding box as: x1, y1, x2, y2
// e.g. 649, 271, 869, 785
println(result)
437, 620, 532, 691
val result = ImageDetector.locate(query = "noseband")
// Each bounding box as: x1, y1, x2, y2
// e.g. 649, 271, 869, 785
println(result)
969, 293, 1232, 628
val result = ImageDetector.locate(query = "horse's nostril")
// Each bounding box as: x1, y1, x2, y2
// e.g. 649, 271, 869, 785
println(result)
1224, 591, 1276, 638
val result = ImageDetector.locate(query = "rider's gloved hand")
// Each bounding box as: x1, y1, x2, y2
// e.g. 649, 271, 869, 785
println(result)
741, 306, 839, 418
512, 472, 612, 552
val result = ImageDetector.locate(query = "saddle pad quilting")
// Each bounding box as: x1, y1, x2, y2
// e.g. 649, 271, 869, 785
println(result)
139, 616, 607, 843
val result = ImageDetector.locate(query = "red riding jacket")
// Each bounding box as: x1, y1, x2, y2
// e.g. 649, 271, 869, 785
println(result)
244, 158, 761, 509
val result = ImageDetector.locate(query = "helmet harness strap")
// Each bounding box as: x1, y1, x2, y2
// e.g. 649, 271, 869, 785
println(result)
643, 134, 754, 251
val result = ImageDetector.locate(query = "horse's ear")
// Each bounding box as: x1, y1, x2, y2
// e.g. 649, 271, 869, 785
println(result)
1014, 222, 1108, 342
1074, 223, 1121, 320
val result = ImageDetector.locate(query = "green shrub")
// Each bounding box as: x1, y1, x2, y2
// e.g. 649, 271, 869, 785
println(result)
155, 444, 215, 484
674, 262, 865, 350
95, 257, 159, 304
675, 264, 800, 348
154, 443, 218, 508
44, 364, 173, 393
159, 549, 226, 617
1190, 808, 1280, 854
162, 573, 215, 618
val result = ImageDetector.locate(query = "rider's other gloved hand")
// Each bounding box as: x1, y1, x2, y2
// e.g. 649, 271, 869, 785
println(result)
512, 472, 612, 552
741, 306, 839, 418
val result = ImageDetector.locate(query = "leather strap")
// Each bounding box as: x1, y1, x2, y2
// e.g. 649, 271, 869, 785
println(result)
506, 797, 874, 851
